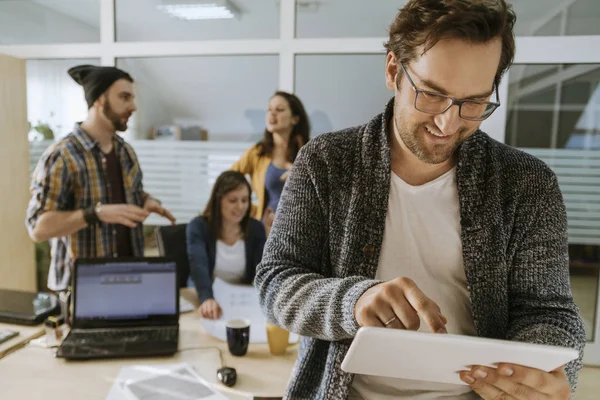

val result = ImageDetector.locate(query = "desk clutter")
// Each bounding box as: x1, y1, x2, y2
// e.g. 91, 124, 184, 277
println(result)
0, 309, 297, 399
0, 260, 298, 399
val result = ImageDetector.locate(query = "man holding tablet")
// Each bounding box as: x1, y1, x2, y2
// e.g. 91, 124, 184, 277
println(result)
255, 0, 585, 399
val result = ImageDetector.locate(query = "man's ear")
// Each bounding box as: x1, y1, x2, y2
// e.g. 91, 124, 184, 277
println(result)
93, 93, 107, 110
385, 52, 399, 92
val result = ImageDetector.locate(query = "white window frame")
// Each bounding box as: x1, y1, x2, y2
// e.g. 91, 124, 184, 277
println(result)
2, 0, 600, 365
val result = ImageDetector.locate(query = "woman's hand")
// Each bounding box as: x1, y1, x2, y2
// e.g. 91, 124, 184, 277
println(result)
279, 170, 290, 182
263, 207, 276, 236
198, 299, 222, 319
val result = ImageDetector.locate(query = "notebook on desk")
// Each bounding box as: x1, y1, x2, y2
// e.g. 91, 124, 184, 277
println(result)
57, 257, 179, 360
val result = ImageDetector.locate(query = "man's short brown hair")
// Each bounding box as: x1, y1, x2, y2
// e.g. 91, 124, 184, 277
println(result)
385, 0, 516, 86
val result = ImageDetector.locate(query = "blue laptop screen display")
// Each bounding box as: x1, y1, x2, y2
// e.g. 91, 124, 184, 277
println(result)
75, 261, 177, 320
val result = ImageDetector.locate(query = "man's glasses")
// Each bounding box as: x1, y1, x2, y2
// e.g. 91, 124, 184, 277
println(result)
398, 63, 500, 121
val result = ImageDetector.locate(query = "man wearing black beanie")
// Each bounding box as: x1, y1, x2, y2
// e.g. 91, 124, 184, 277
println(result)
25, 64, 176, 291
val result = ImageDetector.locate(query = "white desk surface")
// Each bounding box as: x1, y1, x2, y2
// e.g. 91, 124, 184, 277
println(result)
0, 290, 298, 400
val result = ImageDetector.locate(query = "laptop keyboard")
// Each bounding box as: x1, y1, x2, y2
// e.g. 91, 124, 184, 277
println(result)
68, 327, 178, 344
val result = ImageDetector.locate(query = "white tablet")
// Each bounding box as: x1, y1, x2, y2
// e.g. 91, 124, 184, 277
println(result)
341, 327, 579, 385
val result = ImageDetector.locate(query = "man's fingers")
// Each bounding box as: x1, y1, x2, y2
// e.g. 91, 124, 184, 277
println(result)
459, 370, 517, 400
162, 209, 176, 224
124, 204, 149, 216
376, 308, 405, 329
356, 306, 385, 327
439, 313, 448, 325
119, 217, 137, 228
387, 293, 420, 330
355, 279, 447, 332
401, 281, 446, 333
127, 206, 150, 219
467, 366, 545, 400
494, 363, 570, 397
124, 211, 147, 223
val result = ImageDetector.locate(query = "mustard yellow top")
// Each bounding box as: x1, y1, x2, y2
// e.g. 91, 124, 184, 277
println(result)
231, 144, 272, 220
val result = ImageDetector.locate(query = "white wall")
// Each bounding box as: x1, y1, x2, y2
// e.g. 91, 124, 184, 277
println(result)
26, 59, 99, 139
295, 54, 391, 135
117, 59, 174, 140
118, 55, 279, 140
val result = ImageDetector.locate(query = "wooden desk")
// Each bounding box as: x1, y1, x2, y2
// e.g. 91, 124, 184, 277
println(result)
0, 312, 297, 400
0, 321, 44, 360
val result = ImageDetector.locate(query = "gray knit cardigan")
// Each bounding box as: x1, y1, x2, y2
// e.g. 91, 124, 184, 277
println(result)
255, 99, 586, 400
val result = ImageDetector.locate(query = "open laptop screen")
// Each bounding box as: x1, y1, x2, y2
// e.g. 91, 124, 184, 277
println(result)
73, 258, 178, 328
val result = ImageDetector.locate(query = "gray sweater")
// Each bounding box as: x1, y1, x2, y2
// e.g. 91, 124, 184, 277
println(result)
255, 99, 586, 400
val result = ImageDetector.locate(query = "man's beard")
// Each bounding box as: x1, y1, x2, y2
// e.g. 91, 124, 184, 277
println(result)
394, 114, 469, 165
103, 100, 130, 132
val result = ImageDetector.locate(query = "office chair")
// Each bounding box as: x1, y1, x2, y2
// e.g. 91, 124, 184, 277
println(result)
156, 224, 190, 289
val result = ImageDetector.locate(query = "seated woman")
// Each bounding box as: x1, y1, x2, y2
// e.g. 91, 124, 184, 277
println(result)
186, 171, 266, 320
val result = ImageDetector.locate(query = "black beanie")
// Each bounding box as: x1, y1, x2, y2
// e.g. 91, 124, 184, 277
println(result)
67, 65, 134, 109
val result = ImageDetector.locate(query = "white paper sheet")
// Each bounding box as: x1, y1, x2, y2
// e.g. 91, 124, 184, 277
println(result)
106, 363, 228, 400
200, 278, 269, 343
179, 296, 195, 313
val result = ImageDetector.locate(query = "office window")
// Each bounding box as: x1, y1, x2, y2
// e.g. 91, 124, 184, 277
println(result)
566, 0, 600, 35
295, 54, 391, 135
507, 63, 600, 341
0, 1, 100, 44
507, 64, 600, 149
506, 0, 600, 36
116, 0, 279, 42
116, 56, 279, 140
295, 0, 406, 38
27, 59, 101, 142
295, 0, 600, 38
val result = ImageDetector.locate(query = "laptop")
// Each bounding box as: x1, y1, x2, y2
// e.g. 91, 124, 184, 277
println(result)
57, 257, 179, 360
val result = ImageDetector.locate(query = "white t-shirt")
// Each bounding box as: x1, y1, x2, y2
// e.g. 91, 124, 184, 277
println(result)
213, 239, 246, 284
350, 167, 478, 400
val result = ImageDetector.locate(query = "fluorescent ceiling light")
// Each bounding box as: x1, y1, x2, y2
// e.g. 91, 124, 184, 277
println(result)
157, 0, 240, 20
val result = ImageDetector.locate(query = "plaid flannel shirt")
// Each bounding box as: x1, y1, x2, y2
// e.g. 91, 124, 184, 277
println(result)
26, 124, 148, 290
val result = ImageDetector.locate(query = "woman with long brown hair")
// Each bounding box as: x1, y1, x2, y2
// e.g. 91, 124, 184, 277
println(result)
186, 171, 266, 319
231, 91, 310, 234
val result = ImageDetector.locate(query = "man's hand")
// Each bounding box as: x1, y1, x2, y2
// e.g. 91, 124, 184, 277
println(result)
354, 277, 448, 333
144, 198, 176, 225
198, 299, 222, 320
97, 204, 149, 228
459, 364, 571, 400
